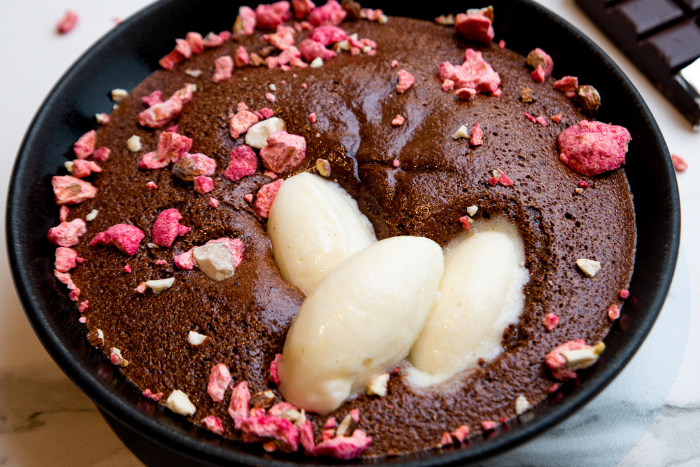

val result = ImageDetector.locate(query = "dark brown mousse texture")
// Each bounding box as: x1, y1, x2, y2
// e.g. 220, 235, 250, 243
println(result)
65, 16, 635, 458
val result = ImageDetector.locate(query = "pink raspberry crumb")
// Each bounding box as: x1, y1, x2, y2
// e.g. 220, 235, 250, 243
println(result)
548, 383, 562, 394
225, 145, 258, 182
451, 425, 470, 443
152, 209, 191, 248
608, 304, 620, 321
260, 131, 307, 173
470, 123, 483, 146
202, 416, 225, 435
209, 197, 219, 208
391, 60, 398, 68
269, 353, 282, 385
73, 130, 96, 159
254, 179, 284, 218
545, 339, 591, 381
228, 381, 251, 430
524, 112, 537, 123
302, 83, 308, 89
551, 113, 563, 123
124, 265, 132, 273
79, 301, 89, 313
59, 206, 70, 223
141, 90, 163, 107
535, 116, 548, 127
392, 159, 400, 167
309, 112, 317, 123
260, 108, 274, 118
459, 216, 471, 231
293, 0, 316, 19
235, 46, 250, 67
672, 155, 687, 172
619, 289, 630, 299
48, 219, 87, 247
531, 65, 545, 83
230, 110, 261, 139
208, 363, 232, 402
90, 224, 145, 256
135, 282, 148, 294
194, 176, 214, 194
265, 93, 276, 103
55, 247, 78, 272
391, 115, 405, 126
543, 313, 559, 331
146, 181, 158, 190
454, 7, 494, 44
481, 421, 497, 431
499, 39, 505, 49
213, 56, 234, 83
57, 10, 79, 34
156, 260, 167, 265
309, 0, 347, 26
255, 2, 292, 30
440, 432, 453, 446
396, 70, 415, 94
558, 120, 632, 176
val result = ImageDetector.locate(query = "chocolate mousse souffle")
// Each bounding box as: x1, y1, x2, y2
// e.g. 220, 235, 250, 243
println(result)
47, 1, 636, 459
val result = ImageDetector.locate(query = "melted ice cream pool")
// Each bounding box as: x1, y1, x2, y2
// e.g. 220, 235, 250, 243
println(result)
278, 236, 444, 414
267, 172, 377, 294
407, 217, 529, 387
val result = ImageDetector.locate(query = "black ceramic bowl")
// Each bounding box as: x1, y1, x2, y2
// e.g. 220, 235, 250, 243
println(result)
7, 0, 680, 465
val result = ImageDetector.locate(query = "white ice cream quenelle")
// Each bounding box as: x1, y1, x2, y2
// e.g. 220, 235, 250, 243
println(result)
267, 172, 376, 294
407, 217, 529, 387
278, 236, 444, 414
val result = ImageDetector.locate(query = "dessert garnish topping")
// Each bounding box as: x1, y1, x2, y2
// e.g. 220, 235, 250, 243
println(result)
48, 218, 86, 247
166, 390, 197, 416
201, 416, 225, 434
145, 277, 175, 294
608, 304, 620, 321
452, 125, 470, 139
391, 115, 405, 126
213, 56, 234, 83
576, 258, 601, 277
543, 313, 559, 331
152, 209, 191, 248
57, 10, 79, 34
188, 331, 209, 347
110, 89, 128, 102
515, 395, 531, 415
90, 224, 145, 256
142, 389, 164, 401
109, 347, 129, 367
316, 158, 331, 177
208, 363, 233, 402
86, 329, 104, 348
558, 120, 631, 176
619, 289, 630, 299
672, 155, 688, 173
526, 48, 553, 78
366, 373, 389, 397
73, 130, 96, 159
455, 6, 494, 45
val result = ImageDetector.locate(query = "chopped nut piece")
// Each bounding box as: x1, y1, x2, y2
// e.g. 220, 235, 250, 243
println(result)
95, 113, 110, 125
367, 373, 389, 397
188, 331, 209, 346
310, 57, 324, 68
166, 390, 196, 416
526, 48, 554, 77
193, 243, 235, 282
269, 83, 277, 92
515, 395, 530, 415
246, 117, 286, 149
109, 347, 128, 366
147, 242, 159, 249
435, 14, 455, 25
127, 135, 142, 152
466, 205, 478, 216
111, 89, 128, 102
336, 413, 358, 437
87, 329, 104, 347
452, 125, 470, 140
185, 69, 203, 77
64, 161, 74, 173
574, 85, 601, 114
560, 342, 606, 371
145, 277, 175, 294
341, 0, 361, 19
250, 390, 277, 409
576, 258, 601, 277
521, 87, 535, 103
316, 158, 331, 177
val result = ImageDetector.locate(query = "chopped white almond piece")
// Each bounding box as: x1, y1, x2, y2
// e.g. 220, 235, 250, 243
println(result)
278, 408, 302, 421
165, 390, 196, 416
245, 117, 286, 149
127, 135, 142, 152
515, 395, 530, 415
316, 158, 331, 177
452, 125, 470, 139
295, 409, 307, 427
64, 161, 74, 173
576, 258, 601, 277
95, 113, 109, 124
367, 373, 390, 397
467, 205, 478, 217
86, 209, 98, 221
111, 88, 128, 102
185, 69, 203, 77
188, 331, 208, 346
269, 83, 277, 91
561, 342, 606, 371
337, 40, 350, 51
193, 243, 235, 282
147, 242, 159, 249
145, 277, 175, 294
310, 57, 323, 68
378, 14, 388, 24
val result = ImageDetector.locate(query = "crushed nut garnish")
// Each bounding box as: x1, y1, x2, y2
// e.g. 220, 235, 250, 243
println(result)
576, 258, 601, 277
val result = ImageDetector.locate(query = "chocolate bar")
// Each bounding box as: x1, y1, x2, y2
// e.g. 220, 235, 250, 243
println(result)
576, 0, 700, 129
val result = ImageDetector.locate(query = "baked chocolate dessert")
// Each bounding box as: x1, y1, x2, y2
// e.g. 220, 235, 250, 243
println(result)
47, 2, 636, 459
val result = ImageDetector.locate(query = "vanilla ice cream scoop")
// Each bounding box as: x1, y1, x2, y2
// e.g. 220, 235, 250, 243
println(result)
278, 236, 444, 414
267, 172, 376, 294
407, 218, 529, 387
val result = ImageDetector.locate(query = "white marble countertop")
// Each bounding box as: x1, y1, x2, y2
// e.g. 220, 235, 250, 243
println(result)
0, 1, 698, 465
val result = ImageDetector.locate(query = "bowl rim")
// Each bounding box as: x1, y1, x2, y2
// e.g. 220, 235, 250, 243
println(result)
6, 0, 681, 465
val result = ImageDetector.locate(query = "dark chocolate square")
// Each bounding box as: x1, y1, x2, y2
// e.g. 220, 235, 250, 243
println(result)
614, 0, 685, 36
645, 21, 700, 70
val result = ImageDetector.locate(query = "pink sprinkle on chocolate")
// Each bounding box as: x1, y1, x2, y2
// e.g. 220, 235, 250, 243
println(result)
455, 87, 477, 100
454, 8, 494, 44
236, 102, 249, 112
208, 363, 232, 402
92, 146, 110, 162
79, 317, 86, 324
309, 0, 347, 26
488, 176, 499, 186
439, 49, 500, 95
173, 249, 195, 270
441, 79, 455, 92
240, 414, 300, 452
78, 300, 89, 313
54, 270, 80, 301
459, 216, 471, 231
209, 197, 219, 208
175, 38, 193, 59
260, 108, 274, 118
202, 32, 223, 48
141, 90, 163, 107
548, 383, 561, 394
299, 38, 336, 62
292, 0, 316, 20
235, 46, 250, 67
470, 123, 483, 146
142, 389, 164, 401
48, 219, 87, 247
524, 112, 537, 123
96, 113, 110, 125
254, 179, 284, 218
558, 120, 632, 176
186, 32, 204, 54
308, 25, 347, 46
55, 247, 78, 272
578, 181, 589, 188
59, 206, 70, 223
73, 130, 96, 159
265, 92, 276, 103
228, 381, 251, 429
76, 257, 84, 264
391, 115, 405, 126
135, 282, 148, 294
159, 50, 184, 70
146, 181, 158, 190
236, 6, 257, 35
255, 2, 292, 30
269, 353, 282, 385
194, 176, 214, 194
71, 160, 102, 179
253, 111, 264, 121
543, 313, 559, 331
264, 170, 278, 178
206, 238, 245, 267
619, 289, 630, 299
551, 113, 563, 123
301, 83, 308, 89
124, 265, 132, 273
608, 304, 620, 321
481, 421, 497, 431
440, 432, 453, 446
230, 110, 261, 139
528, 48, 554, 77
152, 209, 191, 248
260, 131, 307, 173
554, 76, 578, 93
535, 116, 548, 127
213, 56, 234, 83
451, 425, 470, 443
531, 65, 545, 83
392, 159, 400, 167
138, 91, 184, 128
545, 339, 591, 381
396, 70, 415, 94
57, 10, 79, 34
90, 224, 145, 256
361, 8, 384, 21
325, 417, 337, 429
309, 112, 317, 123
155, 259, 167, 265
225, 145, 258, 182
391, 60, 398, 68
672, 155, 688, 172
244, 194, 254, 203
315, 429, 372, 460
499, 39, 505, 49
201, 416, 225, 435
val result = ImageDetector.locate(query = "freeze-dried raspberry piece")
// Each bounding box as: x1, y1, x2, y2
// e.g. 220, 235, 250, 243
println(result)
138, 95, 183, 128
92, 146, 111, 162
78, 300, 89, 313
260, 108, 274, 119
230, 110, 261, 139
175, 38, 193, 59
439, 49, 500, 94
535, 116, 548, 127
208, 363, 232, 402
263, 25, 296, 50
235, 6, 257, 36
531, 65, 545, 83
455, 87, 477, 100
545, 339, 590, 381
551, 113, 563, 123
235, 46, 250, 67
54, 270, 80, 301
52, 176, 97, 205
213, 56, 234, 83
315, 429, 372, 459
260, 131, 307, 173
527, 48, 554, 77
124, 264, 132, 273
202, 32, 224, 48
225, 145, 258, 182
73, 130, 96, 159
293, 0, 316, 19
206, 238, 245, 267
174, 248, 195, 270
299, 39, 336, 62
228, 381, 251, 429
159, 50, 184, 70
672, 155, 687, 172
543, 313, 559, 331
309, 0, 347, 26
194, 176, 214, 193
440, 432, 453, 446
298, 419, 315, 454
209, 197, 219, 208
141, 90, 163, 107
90, 224, 145, 256
454, 7, 494, 45
135, 282, 148, 294
554, 76, 578, 93
59, 206, 70, 222
442, 79, 455, 91
57, 10, 79, 34
158, 130, 192, 164
470, 123, 483, 146
55, 247, 78, 272
608, 304, 620, 321
146, 181, 158, 190
240, 415, 300, 452
361, 8, 383, 21
309, 113, 317, 123
524, 112, 536, 123
558, 120, 632, 176
396, 70, 414, 94
254, 179, 284, 218
459, 216, 471, 231
308, 25, 347, 46
71, 160, 102, 178
255, 1, 292, 30
391, 115, 404, 126
451, 425, 470, 443
186, 32, 204, 54
152, 209, 191, 248
269, 353, 282, 385
202, 416, 225, 435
